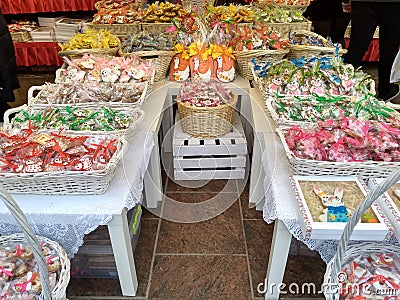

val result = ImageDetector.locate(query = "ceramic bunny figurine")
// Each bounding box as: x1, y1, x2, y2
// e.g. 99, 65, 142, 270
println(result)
314, 186, 351, 222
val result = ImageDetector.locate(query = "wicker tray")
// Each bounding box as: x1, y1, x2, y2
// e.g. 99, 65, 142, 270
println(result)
287, 30, 347, 60
276, 127, 400, 178
0, 133, 127, 195
3, 104, 145, 141
234, 49, 289, 80
0, 185, 70, 300
58, 38, 121, 59
27, 82, 149, 109
86, 23, 141, 38
119, 49, 173, 82
177, 94, 238, 138
10, 31, 31, 42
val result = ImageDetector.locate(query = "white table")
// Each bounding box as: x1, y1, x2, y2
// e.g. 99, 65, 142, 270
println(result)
0, 80, 170, 296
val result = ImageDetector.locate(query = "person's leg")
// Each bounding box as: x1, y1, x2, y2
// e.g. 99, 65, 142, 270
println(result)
331, 14, 351, 48
376, 2, 400, 100
343, 2, 378, 68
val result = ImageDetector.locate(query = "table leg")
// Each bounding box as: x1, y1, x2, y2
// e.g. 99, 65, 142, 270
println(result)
107, 209, 138, 296
249, 133, 266, 211
264, 220, 292, 300
144, 137, 163, 208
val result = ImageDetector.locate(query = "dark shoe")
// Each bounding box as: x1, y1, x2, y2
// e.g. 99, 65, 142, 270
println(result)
379, 84, 400, 102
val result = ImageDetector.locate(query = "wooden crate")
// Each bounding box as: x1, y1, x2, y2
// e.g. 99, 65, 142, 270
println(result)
173, 112, 247, 180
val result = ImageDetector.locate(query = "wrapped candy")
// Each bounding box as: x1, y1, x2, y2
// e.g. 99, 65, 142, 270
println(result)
58, 29, 120, 51
285, 117, 400, 162
254, 56, 375, 97
58, 54, 154, 84
339, 252, 400, 299
273, 94, 398, 123
177, 80, 234, 107
121, 32, 174, 52
0, 128, 119, 173
33, 82, 146, 105
10, 106, 134, 132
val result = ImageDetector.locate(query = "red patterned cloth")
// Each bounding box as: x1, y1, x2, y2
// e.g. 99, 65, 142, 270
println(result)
14, 42, 63, 66
1, 0, 97, 14
345, 38, 380, 62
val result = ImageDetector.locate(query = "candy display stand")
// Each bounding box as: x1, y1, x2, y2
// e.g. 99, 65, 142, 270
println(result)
0, 184, 70, 299
324, 169, 400, 300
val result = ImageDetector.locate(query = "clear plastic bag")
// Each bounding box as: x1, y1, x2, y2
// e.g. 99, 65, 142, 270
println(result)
390, 50, 400, 83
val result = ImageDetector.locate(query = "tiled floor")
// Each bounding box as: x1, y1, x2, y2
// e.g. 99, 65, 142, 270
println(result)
66, 173, 326, 300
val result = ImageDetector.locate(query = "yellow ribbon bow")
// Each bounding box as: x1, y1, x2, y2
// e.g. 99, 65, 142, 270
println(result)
188, 41, 210, 61
174, 43, 190, 60
210, 44, 235, 60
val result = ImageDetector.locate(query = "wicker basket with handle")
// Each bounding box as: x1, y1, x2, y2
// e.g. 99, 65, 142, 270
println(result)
177, 94, 238, 138
0, 184, 70, 299
119, 49, 173, 82
287, 30, 347, 60
324, 168, 400, 300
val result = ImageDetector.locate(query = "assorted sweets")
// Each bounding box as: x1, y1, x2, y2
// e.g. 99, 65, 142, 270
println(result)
177, 80, 235, 107
0, 243, 61, 299
58, 29, 120, 51
0, 128, 119, 173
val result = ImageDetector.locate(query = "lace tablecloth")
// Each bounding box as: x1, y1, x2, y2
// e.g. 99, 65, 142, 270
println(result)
262, 133, 345, 263
0, 130, 154, 258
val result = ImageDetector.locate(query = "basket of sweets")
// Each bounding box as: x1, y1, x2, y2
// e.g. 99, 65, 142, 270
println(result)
8, 21, 37, 42
0, 128, 127, 195
177, 80, 238, 138
0, 184, 70, 299
119, 32, 174, 82
27, 81, 149, 110
266, 94, 400, 127
58, 29, 120, 59
141, 1, 185, 34
254, 0, 311, 11
3, 104, 145, 141
287, 30, 347, 60
277, 117, 400, 178
231, 24, 289, 79
324, 169, 400, 300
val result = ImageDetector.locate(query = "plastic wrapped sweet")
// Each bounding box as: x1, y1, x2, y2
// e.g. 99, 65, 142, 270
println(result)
0, 128, 118, 173
285, 117, 400, 162
254, 56, 376, 97
273, 94, 398, 123
58, 29, 120, 51
177, 80, 234, 107
33, 82, 146, 105
58, 55, 153, 84
121, 32, 174, 52
339, 252, 400, 299
0, 243, 60, 299
143, 1, 185, 23
10, 106, 134, 132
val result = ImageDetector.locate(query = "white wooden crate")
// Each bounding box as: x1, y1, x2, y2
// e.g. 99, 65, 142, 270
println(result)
173, 113, 247, 180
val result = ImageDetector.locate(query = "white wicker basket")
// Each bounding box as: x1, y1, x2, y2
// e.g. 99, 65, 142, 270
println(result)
323, 169, 400, 300
276, 127, 400, 178
28, 81, 149, 110
0, 185, 70, 299
3, 104, 145, 141
0, 134, 127, 195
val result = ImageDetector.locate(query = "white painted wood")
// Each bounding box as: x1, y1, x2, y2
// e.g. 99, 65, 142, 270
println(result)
264, 220, 292, 300
172, 112, 247, 180
174, 156, 246, 169
107, 209, 138, 296
174, 168, 245, 180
